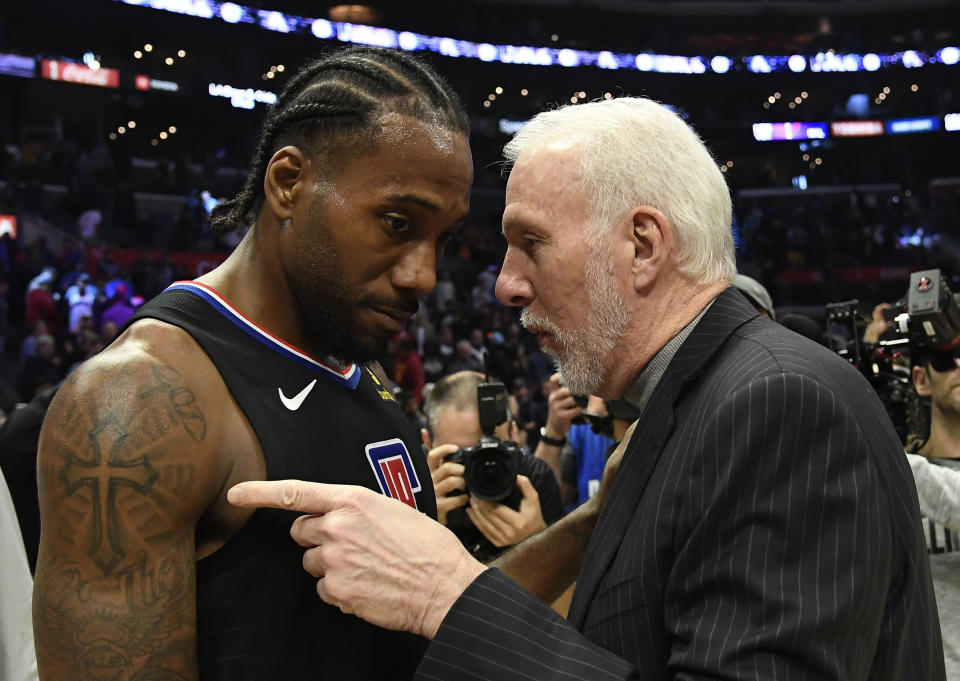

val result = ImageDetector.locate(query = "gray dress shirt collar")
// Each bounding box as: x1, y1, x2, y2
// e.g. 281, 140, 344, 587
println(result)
622, 302, 712, 415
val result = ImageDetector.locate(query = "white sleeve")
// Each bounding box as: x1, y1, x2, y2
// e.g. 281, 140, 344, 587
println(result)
906, 453, 960, 531
0, 469, 38, 681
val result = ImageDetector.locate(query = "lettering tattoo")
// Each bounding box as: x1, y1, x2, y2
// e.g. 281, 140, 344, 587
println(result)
35, 541, 196, 681
139, 364, 207, 442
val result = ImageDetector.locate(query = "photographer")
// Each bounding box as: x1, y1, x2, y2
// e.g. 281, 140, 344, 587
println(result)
422, 371, 563, 562
908, 345, 960, 677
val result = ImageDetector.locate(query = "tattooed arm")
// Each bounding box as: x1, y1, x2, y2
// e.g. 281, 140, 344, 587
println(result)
33, 326, 237, 681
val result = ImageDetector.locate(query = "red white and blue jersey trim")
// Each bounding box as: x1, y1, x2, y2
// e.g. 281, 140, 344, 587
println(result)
164, 281, 360, 390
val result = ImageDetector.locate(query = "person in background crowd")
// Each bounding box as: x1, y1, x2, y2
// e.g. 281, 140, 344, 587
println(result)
447, 338, 484, 373
99, 283, 136, 332
468, 327, 488, 366
98, 318, 118, 344
19, 319, 48, 366
908, 345, 960, 677
15, 335, 62, 401
64, 273, 95, 334
422, 370, 563, 561
24, 270, 57, 335
392, 334, 427, 407
0, 382, 61, 573
731, 272, 775, 318
434, 269, 457, 313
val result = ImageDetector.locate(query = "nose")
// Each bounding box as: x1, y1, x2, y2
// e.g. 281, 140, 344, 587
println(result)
495, 249, 534, 308
391, 242, 437, 298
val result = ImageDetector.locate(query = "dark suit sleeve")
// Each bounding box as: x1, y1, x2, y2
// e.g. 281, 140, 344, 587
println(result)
666, 372, 914, 679
416, 569, 637, 680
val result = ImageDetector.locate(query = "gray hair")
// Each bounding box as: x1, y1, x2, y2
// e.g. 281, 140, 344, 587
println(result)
503, 97, 736, 284
424, 370, 486, 435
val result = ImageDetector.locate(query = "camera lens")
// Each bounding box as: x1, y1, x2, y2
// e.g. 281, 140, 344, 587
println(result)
474, 457, 509, 493
464, 445, 518, 503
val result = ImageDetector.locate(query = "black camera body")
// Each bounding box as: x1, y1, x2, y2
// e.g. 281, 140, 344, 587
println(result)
444, 380, 523, 530
446, 435, 523, 506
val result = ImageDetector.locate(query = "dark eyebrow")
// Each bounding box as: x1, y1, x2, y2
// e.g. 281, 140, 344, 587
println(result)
386, 193, 470, 228
386, 193, 439, 212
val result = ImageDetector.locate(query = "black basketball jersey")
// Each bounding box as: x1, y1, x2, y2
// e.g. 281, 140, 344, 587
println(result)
126, 281, 437, 681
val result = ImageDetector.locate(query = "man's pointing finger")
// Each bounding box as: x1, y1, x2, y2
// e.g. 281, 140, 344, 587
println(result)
227, 479, 353, 513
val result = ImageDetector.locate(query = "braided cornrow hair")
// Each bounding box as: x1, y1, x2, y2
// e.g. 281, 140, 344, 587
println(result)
210, 46, 469, 235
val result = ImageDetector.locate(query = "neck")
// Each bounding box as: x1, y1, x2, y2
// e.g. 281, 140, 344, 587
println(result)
599, 276, 727, 399
920, 407, 960, 459
197, 223, 327, 360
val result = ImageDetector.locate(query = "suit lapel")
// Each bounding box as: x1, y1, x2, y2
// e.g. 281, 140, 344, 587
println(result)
568, 288, 760, 628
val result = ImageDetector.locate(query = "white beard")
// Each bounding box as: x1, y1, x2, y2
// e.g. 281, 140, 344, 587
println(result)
520, 241, 629, 396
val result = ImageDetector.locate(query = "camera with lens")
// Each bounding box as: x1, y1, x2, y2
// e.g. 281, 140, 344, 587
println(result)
445, 380, 523, 529
826, 268, 960, 441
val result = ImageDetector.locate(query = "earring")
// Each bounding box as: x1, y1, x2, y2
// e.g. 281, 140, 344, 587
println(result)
280, 217, 292, 230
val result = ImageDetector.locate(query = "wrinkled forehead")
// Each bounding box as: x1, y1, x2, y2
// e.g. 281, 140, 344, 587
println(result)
504, 145, 590, 225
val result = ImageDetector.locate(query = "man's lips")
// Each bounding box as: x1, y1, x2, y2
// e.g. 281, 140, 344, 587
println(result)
373, 306, 412, 320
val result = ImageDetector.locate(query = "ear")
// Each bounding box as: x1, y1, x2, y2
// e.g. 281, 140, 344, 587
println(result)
262, 145, 312, 224
628, 206, 673, 293
913, 365, 932, 397
420, 427, 433, 450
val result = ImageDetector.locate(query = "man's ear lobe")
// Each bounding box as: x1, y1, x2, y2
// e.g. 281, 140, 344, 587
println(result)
263, 146, 310, 219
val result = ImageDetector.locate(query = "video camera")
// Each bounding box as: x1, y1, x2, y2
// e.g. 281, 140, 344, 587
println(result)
826, 268, 960, 440
891, 270, 960, 351
445, 380, 523, 514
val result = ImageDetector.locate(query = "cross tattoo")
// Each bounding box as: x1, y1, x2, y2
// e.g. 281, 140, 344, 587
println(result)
62, 423, 159, 575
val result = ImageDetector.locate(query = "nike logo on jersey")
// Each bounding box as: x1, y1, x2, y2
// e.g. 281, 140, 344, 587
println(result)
278, 379, 317, 411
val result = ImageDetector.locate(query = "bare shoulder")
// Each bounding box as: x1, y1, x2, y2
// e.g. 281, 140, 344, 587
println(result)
40, 318, 234, 522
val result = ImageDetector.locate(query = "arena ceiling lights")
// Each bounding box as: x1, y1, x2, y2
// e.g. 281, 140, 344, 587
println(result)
114, 0, 960, 75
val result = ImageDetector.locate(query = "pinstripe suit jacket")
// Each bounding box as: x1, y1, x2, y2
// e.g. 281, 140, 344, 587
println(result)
416, 288, 944, 681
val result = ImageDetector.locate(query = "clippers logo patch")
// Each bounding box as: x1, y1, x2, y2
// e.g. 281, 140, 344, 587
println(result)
365, 439, 421, 509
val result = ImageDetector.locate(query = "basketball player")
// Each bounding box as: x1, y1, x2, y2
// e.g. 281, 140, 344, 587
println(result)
32, 46, 472, 681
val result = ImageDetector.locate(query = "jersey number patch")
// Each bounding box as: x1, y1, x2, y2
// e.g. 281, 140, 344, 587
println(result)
365, 439, 421, 509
